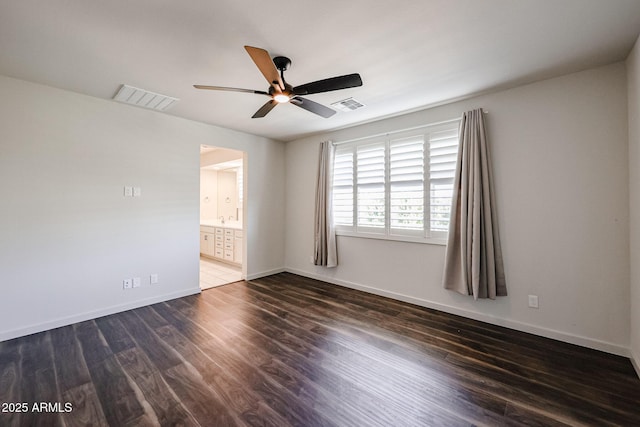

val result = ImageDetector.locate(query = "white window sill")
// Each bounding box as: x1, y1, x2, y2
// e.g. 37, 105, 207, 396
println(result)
335, 230, 447, 246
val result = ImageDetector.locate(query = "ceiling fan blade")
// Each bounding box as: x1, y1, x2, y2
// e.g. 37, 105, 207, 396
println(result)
193, 85, 270, 96
290, 97, 336, 118
293, 73, 362, 96
244, 46, 285, 91
252, 99, 277, 118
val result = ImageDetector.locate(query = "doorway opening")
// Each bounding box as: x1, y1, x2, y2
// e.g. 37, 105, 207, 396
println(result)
199, 145, 246, 289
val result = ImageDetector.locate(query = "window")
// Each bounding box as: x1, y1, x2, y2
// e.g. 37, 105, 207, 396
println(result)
332, 120, 460, 243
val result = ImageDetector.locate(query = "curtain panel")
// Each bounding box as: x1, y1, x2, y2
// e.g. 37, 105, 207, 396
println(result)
313, 141, 338, 267
442, 109, 506, 299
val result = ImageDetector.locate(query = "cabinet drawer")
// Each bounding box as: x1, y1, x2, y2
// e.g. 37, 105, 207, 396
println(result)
215, 228, 224, 235
224, 229, 234, 236
224, 242, 233, 250
214, 248, 223, 257
234, 230, 243, 238
215, 234, 223, 242
200, 226, 215, 234
224, 250, 233, 260
215, 241, 223, 248
224, 235, 233, 243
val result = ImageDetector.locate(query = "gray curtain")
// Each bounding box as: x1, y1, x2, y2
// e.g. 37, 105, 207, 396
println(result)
443, 109, 506, 299
313, 141, 338, 267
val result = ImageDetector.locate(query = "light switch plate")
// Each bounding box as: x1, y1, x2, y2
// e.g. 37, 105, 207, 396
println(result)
123, 279, 132, 289
150, 273, 158, 284
124, 186, 133, 197
132, 277, 141, 288
133, 187, 141, 197
528, 295, 539, 309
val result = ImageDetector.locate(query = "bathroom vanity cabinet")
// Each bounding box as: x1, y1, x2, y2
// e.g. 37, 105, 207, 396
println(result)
200, 224, 243, 265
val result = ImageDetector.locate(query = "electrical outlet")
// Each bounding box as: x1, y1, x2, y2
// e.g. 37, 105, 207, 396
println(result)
150, 273, 158, 285
132, 277, 141, 288
528, 295, 539, 309
123, 279, 132, 289
133, 187, 141, 197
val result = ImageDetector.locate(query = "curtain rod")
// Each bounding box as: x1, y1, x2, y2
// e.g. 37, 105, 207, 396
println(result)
332, 109, 487, 146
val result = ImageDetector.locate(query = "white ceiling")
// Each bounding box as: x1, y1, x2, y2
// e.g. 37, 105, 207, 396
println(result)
1, 0, 640, 142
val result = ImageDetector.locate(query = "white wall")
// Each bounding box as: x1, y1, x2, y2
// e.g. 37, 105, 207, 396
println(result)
285, 63, 630, 355
627, 35, 640, 372
0, 74, 285, 341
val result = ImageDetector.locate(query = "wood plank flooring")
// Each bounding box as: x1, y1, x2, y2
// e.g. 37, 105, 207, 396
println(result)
1, 272, 639, 426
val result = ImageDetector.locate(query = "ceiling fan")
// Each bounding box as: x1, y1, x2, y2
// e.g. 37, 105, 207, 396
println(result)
194, 46, 363, 119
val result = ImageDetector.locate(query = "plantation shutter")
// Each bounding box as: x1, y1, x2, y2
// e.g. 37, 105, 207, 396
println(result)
429, 126, 459, 237
330, 119, 460, 243
332, 146, 354, 227
356, 142, 386, 232
389, 136, 425, 235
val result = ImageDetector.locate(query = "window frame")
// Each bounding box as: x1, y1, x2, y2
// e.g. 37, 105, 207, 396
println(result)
332, 120, 460, 245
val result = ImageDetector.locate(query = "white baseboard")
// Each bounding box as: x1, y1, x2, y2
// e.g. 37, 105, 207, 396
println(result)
0, 287, 201, 343
631, 354, 640, 379
285, 267, 630, 357
245, 267, 285, 281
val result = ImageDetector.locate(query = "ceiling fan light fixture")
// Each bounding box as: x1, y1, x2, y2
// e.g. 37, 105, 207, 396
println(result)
273, 93, 290, 103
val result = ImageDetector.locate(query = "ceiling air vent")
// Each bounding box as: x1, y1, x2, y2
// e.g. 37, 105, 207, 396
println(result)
330, 97, 364, 112
113, 84, 179, 111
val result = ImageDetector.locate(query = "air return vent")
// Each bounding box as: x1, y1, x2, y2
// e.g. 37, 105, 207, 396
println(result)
113, 84, 179, 111
330, 97, 364, 112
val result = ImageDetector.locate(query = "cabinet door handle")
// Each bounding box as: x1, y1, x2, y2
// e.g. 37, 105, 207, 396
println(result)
204, 235, 208, 240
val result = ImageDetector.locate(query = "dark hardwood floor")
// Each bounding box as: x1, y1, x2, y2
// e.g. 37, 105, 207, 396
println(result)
1, 272, 639, 426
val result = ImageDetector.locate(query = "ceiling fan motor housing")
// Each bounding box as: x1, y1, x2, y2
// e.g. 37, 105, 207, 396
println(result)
273, 56, 291, 71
